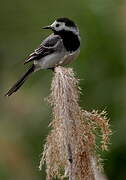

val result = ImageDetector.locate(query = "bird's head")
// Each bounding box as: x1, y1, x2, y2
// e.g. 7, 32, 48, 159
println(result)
43, 17, 79, 35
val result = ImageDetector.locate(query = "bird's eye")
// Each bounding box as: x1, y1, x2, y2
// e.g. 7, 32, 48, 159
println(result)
56, 24, 60, 27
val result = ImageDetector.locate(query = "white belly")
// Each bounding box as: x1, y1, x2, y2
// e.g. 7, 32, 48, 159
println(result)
34, 48, 80, 71
60, 49, 80, 66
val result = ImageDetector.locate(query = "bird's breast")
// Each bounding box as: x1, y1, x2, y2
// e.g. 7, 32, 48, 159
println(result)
59, 48, 80, 66
56, 30, 80, 52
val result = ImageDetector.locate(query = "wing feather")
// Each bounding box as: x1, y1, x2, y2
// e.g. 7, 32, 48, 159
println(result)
24, 35, 61, 64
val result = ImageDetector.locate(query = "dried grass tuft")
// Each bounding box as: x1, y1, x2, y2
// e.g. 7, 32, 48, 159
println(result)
39, 67, 111, 180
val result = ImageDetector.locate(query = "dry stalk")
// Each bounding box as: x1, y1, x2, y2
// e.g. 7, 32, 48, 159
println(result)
39, 67, 111, 180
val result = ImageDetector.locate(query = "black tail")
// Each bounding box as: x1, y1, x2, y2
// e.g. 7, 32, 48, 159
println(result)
5, 64, 35, 96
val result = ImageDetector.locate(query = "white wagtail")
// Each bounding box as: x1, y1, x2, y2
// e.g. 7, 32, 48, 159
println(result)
5, 17, 80, 96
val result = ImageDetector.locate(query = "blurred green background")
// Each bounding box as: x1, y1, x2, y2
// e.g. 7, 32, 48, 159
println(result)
1, 0, 126, 179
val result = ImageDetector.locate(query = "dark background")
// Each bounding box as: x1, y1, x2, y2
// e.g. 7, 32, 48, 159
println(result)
1, 0, 126, 179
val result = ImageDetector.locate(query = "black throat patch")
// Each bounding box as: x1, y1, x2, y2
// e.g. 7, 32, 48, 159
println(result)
55, 30, 80, 52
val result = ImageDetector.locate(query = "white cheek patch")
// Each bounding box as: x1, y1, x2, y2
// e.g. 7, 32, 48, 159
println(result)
51, 21, 65, 31
58, 23, 66, 31
64, 26, 79, 35
51, 21, 79, 35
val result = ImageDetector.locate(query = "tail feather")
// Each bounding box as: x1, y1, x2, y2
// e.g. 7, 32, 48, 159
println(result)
5, 64, 35, 96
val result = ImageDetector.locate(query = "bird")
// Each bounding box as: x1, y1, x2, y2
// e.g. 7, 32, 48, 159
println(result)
5, 17, 80, 96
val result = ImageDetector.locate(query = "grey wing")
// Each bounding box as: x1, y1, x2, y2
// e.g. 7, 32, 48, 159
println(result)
24, 34, 62, 64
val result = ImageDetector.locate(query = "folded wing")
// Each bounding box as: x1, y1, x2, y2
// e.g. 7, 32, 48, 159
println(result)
24, 35, 61, 64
